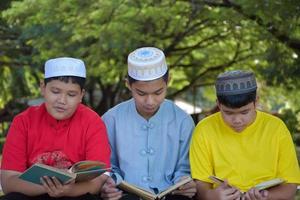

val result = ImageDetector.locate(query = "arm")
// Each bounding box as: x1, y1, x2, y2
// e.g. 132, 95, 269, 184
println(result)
173, 116, 195, 182
1, 170, 46, 196
41, 173, 108, 197
243, 183, 297, 200
101, 176, 123, 200
195, 179, 241, 200
172, 177, 197, 198
102, 113, 124, 180
1, 169, 108, 197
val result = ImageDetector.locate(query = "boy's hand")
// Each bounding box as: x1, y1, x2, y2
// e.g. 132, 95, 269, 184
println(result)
41, 176, 75, 197
101, 176, 123, 200
242, 188, 268, 200
172, 177, 197, 198
211, 180, 242, 200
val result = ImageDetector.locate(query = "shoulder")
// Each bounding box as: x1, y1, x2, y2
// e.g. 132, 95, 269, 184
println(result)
102, 99, 133, 119
257, 110, 287, 127
13, 104, 45, 122
75, 104, 102, 122
161, 99, 195, 124
196, 112, 220, 128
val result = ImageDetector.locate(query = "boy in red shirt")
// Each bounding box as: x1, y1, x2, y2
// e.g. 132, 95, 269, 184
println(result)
0, 57, 111, 200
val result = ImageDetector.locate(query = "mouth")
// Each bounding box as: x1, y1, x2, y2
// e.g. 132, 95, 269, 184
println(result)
232, 126, 244, 132
54, 107, 66, 113
145, 107, 156, 112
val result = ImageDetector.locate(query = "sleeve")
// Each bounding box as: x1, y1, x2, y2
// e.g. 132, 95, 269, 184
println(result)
189, 123, 214, 183
85, 114, 111, 168
173, 115, 195, 183
1, 115, 28, 172
102, 112, 124, 182
277, 124, 300, 184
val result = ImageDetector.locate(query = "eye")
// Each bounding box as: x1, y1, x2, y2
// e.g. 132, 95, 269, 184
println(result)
224, 111, 233, 115
137, 92, 146, 96
51, 90, 60, 94
68, 93, 77, 97
241, 111, 249, 115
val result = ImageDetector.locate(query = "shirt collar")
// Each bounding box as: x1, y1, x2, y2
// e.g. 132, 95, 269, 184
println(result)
42, 103, 74, 129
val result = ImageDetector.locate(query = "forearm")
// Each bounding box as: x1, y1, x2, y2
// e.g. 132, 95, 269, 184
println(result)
267, 184, 297, 200
195, 188, 216, 200
2, 174, 46, 196
195, 180, 215, 200
66, 174, 107, 197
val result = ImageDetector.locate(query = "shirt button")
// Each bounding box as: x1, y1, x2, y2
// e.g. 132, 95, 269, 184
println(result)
149, 148, 154, 155
148, 123, 154, 129
140, 149, 147, 156
142, 125, 148, 130
142, 176, 152, 182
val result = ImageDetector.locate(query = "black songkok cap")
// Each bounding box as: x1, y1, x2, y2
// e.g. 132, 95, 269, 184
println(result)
215, 70, 257, 96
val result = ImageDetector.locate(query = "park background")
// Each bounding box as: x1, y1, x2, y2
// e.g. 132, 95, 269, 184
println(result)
0, 0, 299, 197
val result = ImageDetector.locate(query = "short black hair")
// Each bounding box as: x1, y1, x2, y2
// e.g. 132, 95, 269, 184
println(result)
217, 90, 257, 108
44, 76, 85, 90
127, 70, 169, 85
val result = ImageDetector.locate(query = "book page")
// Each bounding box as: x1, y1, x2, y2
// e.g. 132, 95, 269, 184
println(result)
70, 160, 107, 173
157, 176, 192, 199
254, 178, 285, 191
118, 181, 156, 200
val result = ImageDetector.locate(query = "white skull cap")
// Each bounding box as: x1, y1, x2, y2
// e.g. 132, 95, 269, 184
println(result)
45, 57, 86, 78
127, 47, 168, 81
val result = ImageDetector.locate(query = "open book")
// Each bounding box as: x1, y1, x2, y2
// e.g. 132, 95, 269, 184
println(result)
19, 160, 110, 185
209, 175, 285, 191
118, 176, 192, 200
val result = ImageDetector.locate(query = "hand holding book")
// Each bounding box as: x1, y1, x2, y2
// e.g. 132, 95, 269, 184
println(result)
118, 176, 193, 200
209, 176, 285, 191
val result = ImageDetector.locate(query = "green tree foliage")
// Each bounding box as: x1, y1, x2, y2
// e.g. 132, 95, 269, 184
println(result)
0, 0, 300, 131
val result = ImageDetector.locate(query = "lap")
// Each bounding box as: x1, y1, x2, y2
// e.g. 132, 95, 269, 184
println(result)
119, 193, 191, 200
0, 192, 99, 200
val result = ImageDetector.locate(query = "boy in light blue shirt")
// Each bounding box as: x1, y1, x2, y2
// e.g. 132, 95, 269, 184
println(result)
101, 47, 196, 200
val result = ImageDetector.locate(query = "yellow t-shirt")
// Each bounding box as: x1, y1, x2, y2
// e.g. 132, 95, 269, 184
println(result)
190, 110, 300, 192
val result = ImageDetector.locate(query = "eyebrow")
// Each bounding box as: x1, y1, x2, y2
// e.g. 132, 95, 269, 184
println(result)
223, 108, 250, 113
135, 87, 164, 94
50, 87, 79, 94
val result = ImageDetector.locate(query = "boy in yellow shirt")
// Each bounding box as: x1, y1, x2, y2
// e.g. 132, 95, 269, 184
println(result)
190, 70, 300, 200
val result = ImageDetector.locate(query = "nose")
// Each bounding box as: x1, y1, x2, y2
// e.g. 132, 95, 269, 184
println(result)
58, 94, 67, 104
146, 95, 154, 105
232, 115, 242, 124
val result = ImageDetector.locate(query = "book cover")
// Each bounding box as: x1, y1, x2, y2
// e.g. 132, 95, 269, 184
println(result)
19, 161, 110, 185
209, 176, 285, 191
19, 163, 75, 185
118, 176, 192, 200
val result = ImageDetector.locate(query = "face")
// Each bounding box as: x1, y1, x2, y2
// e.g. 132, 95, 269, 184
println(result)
41, 80, 85, 120
218, 101, 257, 133
127, 78, 167, 119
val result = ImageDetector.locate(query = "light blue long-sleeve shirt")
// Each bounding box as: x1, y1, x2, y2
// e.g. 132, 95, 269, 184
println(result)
102, 99, 195, 193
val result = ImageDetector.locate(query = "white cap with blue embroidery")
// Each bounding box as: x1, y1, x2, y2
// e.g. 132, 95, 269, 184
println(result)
127, 47, 168, 81
44, 57, 86, 78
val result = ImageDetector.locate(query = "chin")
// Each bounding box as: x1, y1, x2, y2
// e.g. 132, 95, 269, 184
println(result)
51, 113, 72, 120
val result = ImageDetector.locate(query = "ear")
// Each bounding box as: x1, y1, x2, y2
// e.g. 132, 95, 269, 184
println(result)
254, 95, 259, 108
125, 78, 132, 91
167, 74, 171, 85
40, 80, 46, 97
80, 89, 85, 102
216, 99, 221, 109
